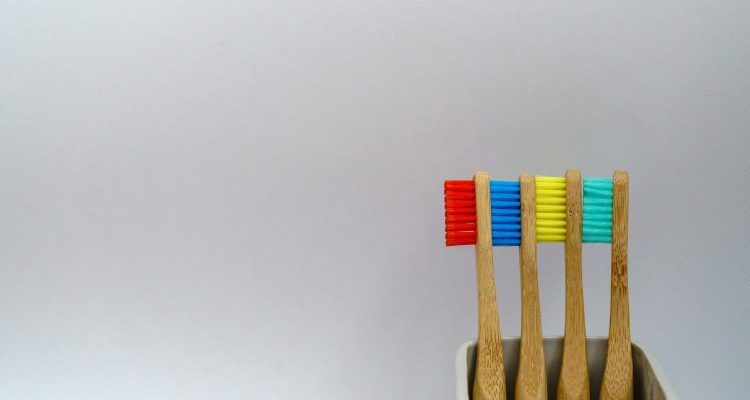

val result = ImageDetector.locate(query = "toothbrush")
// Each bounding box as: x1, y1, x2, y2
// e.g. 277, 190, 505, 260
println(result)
557, 170, 590, 400
444, 172, 507, 400
599, 171, 633, 400
516, 173, 547, 400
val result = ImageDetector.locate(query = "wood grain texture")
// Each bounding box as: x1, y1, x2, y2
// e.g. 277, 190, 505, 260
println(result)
472, 172, 506, 400
516, 174, 547, 400
600, 170, 633, 400
557, 169, 590, 400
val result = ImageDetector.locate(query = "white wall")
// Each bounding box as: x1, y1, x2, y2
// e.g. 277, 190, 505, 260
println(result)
2, 1, 748, 398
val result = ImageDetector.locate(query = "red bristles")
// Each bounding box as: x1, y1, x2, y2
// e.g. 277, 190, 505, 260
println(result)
446, 215, 476, 223
444, 191, 475, 200
445, 200, 476, 208
446, 223, 477, 231
444, 180, 477, 246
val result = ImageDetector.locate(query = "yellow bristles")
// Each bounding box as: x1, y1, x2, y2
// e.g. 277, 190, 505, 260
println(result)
537, 235, 566, 242
536, 204, 566, 212
536, 176, 567, 242
535, 182, 566, 190
535, 176, 565, 182
537, 197, 566, 205
537, 220, 566, 227
536, 212, 566, 220
536, 189, 566, 197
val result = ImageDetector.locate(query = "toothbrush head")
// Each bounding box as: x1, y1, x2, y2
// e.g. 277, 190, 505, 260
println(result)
536, 176, 567, 242
490, 180, 521, 246
444, 180, 477, 246
583, 178, 613, 243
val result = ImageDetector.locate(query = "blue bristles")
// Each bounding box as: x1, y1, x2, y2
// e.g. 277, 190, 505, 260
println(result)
490, 180, 521, 246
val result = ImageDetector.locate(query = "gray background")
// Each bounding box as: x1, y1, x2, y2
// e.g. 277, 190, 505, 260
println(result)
2, 1, 749, 399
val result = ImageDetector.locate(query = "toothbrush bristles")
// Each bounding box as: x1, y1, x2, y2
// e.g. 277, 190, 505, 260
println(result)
444, 180, 478, 246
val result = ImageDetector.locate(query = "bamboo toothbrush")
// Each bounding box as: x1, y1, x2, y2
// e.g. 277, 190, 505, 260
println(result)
444, 172, 507, 400
557, 170, 590, 400
600, 171, 633, 400
516, 173, 547, 400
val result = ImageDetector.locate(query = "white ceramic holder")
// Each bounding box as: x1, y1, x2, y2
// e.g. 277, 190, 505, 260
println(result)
455, 337, 676, 400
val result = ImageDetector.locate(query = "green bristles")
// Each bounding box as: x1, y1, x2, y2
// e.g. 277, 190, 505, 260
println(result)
582, 178, 613, 243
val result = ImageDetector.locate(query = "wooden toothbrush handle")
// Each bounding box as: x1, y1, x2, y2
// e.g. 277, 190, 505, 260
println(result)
600, 170, 633, 400
516, 174, 547, 400
558, 169, 590, 400
472, 172, 506, 400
